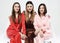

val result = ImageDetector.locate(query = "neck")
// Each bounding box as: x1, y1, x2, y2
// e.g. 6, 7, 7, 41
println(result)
39, 14, 44, 18
40, 14, 44, 16
15, 12, 18, 15
29, 12, 31, 15
26, 10, 31, 14
15, 12, 18, 18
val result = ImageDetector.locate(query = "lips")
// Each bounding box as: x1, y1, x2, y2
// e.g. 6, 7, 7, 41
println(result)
16, 9, 19, 10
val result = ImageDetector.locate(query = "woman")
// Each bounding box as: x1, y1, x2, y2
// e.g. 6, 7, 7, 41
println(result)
7, 2, 26, 43
22, 1, 36, 43
34, 3, 52, 43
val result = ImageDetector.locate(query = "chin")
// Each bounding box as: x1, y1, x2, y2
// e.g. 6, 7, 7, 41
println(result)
40, 12, 43, 13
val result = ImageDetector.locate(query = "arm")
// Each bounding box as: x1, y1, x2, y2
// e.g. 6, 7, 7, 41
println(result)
42, 15, 51, 33
33, 15, 41, 35
21, 13, 26, 35
7, 27, 17, 38
7, 16, 18, 38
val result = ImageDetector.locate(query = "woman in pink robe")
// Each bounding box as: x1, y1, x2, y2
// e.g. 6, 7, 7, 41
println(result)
34, 3, 52, 43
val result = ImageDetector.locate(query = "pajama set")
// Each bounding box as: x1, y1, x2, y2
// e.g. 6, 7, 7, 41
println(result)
34, 14, 52, 43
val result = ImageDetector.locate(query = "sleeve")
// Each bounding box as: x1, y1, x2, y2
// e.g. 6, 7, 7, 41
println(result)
7, 16, 18, 38
7, 27, 17, 38
7, 16, 21, 38
33, 15, 40, 31
46, 15, 51, 32
21, 13, 26, 34
42, 15, 51, 33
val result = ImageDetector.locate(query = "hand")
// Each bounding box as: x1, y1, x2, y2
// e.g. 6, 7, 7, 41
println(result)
40, 33, 44, 38
39, 31, 44, 38
21, 34, 27, 40
19, 32, 27, 40
34, 29, 40, 35
41, 29, 46, 34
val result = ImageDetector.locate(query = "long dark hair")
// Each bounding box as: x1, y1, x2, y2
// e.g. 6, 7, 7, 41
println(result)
25, 1, 35, 22
38, 3, 47, 16
11, 2, 21, 24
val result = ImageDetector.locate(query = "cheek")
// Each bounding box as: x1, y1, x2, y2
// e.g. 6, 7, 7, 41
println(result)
30, 7, 33, 10
43, 9, 44, 11
17, 7, 19, 10
26, 7, 29, 10
17, 8, 19, 11
14, 7, 16, 11
14, 7, 19, 11
27, 7, 31, 11
40, 9, 44, 12
42, 9, 44, 12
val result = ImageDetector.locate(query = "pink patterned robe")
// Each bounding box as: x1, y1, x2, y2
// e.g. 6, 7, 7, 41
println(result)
34, 14, 52, 43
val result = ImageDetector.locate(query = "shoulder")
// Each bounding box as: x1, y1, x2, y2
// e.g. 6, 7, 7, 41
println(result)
21, 11, 25, 14
45, 14, 51, 19
8, 15, 13, 22
45, 14, 51, 22
9, 15, 12, 19
34, 14, 40, 20
34, 12, 37, 15
35, 14, 39, 18
21, 11, 26, 19
21, 11, 26, 16
33, 12, 38, 16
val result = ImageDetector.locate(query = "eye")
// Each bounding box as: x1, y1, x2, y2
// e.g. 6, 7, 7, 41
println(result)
30, 6, 32, 7
15, 6, 17, 7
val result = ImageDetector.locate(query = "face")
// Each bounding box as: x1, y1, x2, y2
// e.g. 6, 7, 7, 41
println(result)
14, 4, 20, 13
39, 5, 44, 14
26, 4, 33, 13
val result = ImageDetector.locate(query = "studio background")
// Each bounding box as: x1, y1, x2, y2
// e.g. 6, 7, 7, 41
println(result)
0, 0, 60, 43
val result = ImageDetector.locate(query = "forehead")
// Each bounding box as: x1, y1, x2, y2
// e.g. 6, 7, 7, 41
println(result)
14, 4, 19, 6
26, 4, 33, 6
40, 5, 44, 8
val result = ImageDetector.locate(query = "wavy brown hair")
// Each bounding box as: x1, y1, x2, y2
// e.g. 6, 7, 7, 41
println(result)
25, 1, 35, 22
11, 2, 21, 24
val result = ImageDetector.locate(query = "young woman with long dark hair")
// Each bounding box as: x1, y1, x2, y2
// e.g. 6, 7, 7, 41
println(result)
34, 3, 52, 43
7, 2, 26, 43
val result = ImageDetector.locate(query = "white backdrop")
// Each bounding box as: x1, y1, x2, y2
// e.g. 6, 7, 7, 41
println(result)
0, 0, 60, 43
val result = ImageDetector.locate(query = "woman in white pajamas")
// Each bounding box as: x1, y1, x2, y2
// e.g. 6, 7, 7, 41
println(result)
34, 3, 52, 43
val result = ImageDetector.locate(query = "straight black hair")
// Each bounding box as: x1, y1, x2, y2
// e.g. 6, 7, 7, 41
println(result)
38, 3, 47, 16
